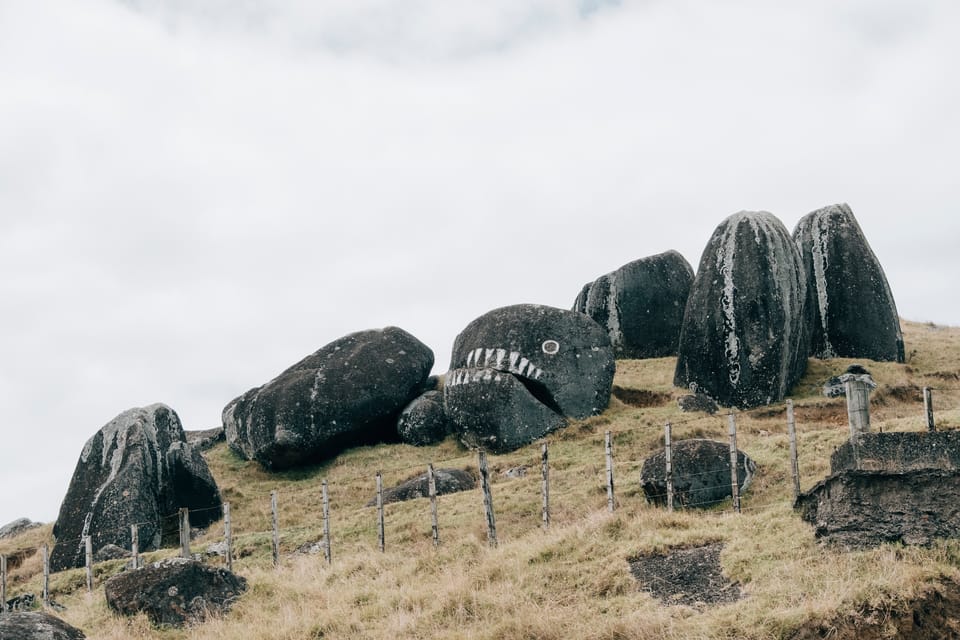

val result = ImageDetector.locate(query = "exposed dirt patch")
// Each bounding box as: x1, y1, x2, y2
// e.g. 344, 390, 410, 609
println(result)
611, 386, 671, 408
789, 577, 960, 640
794, 402, 848, 426
627, 542, 742, 608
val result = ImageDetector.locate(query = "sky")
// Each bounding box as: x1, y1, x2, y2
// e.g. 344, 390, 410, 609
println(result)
1, 0, 958, 526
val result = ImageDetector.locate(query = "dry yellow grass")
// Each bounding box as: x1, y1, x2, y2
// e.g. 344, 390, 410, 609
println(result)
5, 319, 960, 638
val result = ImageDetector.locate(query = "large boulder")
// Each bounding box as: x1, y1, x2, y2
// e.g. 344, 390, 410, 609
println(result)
366, 468, 475, 506
573, 250, 694, 359
104, 557, 246, 628
224, 327, 434, 470
640, 439, 756, 508
0, 612, 86, 640
444, 304, 615, 452
50, 404, 221, 573
396, 390, 451, 446
793, 203, 905, 362
674, 211, 808, 408
0, 518, 41, 540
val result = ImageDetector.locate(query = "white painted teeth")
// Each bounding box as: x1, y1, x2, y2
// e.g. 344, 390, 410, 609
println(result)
509, 351, 520, 370
517, 357, 529, 376
460, 347, 546, 380
495, 348, 506, 368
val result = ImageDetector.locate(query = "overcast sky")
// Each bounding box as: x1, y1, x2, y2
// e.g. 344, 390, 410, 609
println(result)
2, 0, 958, 526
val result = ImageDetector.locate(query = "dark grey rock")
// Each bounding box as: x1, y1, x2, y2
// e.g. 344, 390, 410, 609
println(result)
0, 518, 41, 540
573, 250, 694, 359
822, 365, 877, 398
0, 611, 85, 640
444, 304, 614, 452
224, 326, 434, 470
50, 404, 222, 573
397, 390, 451, 446
797, 469, 960, 548
5, 592, 35, 611
675, 211, 808, 408
502, 466, 528, 478
366, 468, 475, 506
641, 439, 756, 508
677, 393, 719, 415
94, 544, 131, 563
104, 557, 246, 628
830, 431, 960, 475
793, 203, 904, 362
185, 427, 225, 451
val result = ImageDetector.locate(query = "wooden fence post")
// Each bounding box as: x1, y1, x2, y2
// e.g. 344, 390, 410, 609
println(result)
787, 400, 800, 501
541, 443, 550, 528
322, 479, 332, 565
843, 375, 871, 436
224, 502, 233, 572
376, 472, 385, 553
42, 544, 50, 607
85, 536, 94, 592
1, 554, 6, 614
605, 431, 615, 512
924, 387, 935, 431
428, 464, 439, 548
478, 450, 498, 547
728, 413, 741, 513
130, 524, 140, 570
179, 508, 191, 559
271, 490, 280, 568
664, 422, 674, 512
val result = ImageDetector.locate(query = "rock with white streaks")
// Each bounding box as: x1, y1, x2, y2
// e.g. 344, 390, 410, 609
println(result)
50, 404, 221, 572
793, 203, 904, 362
224, 327, 433, 469
674, 211, 808, 408
573, 250, 694, 359
444, 304, 615, 452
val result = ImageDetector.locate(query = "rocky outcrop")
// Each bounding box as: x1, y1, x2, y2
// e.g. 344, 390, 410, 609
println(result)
224, 327, 434, 470
185, 427, 225, 451
50, 404, 221, 572
366, 468, 475, 506
397, 391, 451, 446
675, 211, 808, 408
640, 439, 756, 508
94, 544, 131, 562
0, 612, 86, 640
573, 250, 694, 359
444, 304, 615, 452
793, 203, 904, 362
104, 557, 246, 628
677, 393, 719, 415
0, 518, 41, 540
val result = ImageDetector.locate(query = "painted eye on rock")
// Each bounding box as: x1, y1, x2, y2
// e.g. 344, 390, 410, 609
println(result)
542, 340, 560, 355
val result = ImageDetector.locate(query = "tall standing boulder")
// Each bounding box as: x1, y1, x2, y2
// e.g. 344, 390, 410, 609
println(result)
50, 404, 221, 572
573, 250, 694, 359
224, 327, 434, 470
675, 211, 808, 408
793, 203, 904, 362
444, 304, 615, 452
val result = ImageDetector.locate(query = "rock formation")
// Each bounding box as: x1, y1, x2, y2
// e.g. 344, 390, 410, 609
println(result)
675, 211, 808, 408
0, 612, 86, 640
397, 390, 451, 446
444, 304, 615, 452
793, 203, 904, 362
366, 468, 475, 506
0, 518, 41, 540
224, 326, 433, 470
573, 250, 694, 358
104, 557, 246, 628
640, 439, 756, 508
50, 404, 221, 572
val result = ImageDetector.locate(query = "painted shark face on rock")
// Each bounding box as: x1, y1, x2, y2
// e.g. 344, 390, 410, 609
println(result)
444, 304, 615, 452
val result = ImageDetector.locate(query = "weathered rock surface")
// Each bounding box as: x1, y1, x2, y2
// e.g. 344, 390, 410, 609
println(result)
573, 250, 694, 359
94, 544, 131, 562
0, 518, 41, 540
444, 304, 615, 452
366, 468, 475, 506
224, 327, 434, 470
4, 592, 36, 611
104, 557, 246, 628
675, 211, 808, 408
641, 439, 756, 508
50, 404, 221, 572
793, 203, 904, 362
797, 432, 960, 548
677, 393, 719, 415
0, 611, 86, 640
185, 427, 225, 451
397, 390, 451, 446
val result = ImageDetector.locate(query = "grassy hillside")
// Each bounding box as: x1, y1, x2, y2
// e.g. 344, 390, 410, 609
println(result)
5, 320, 960, 639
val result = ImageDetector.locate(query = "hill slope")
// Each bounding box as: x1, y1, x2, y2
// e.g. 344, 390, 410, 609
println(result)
5, 320, 960, 639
